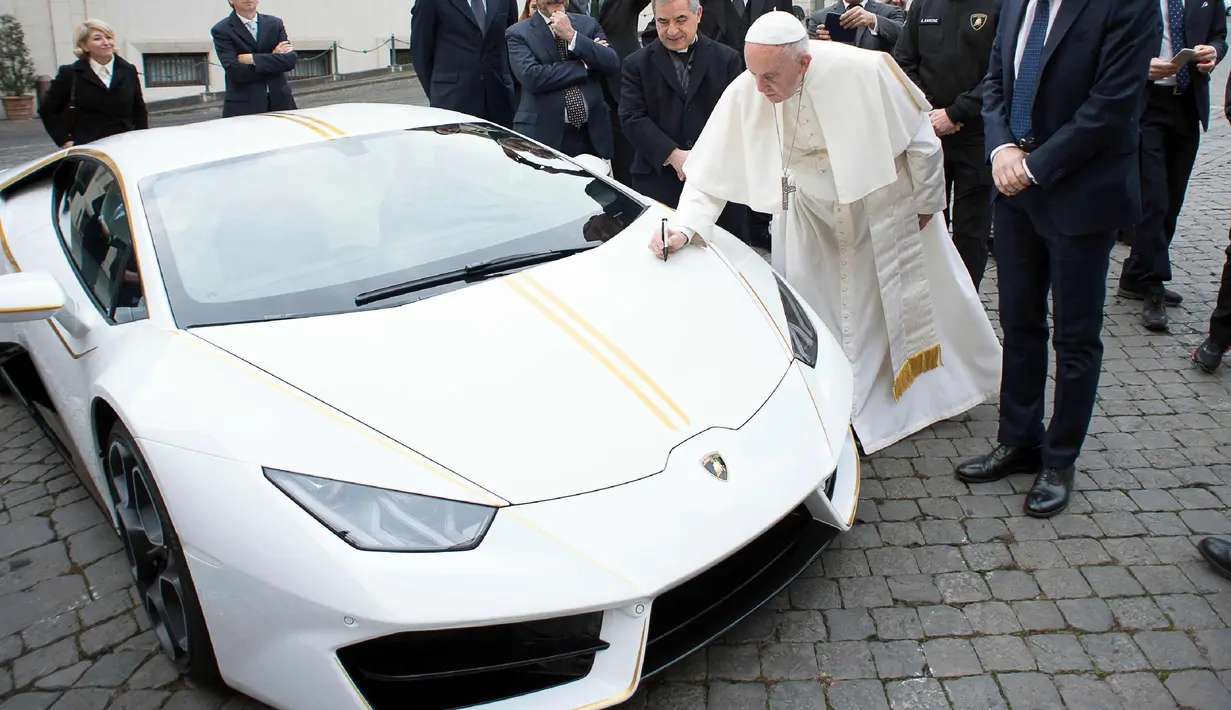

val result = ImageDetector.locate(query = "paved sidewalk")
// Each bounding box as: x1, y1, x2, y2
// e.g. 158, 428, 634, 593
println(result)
2, 68, 1231, 709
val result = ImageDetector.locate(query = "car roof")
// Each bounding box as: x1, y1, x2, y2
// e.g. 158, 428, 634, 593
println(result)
0, 103, 479, 192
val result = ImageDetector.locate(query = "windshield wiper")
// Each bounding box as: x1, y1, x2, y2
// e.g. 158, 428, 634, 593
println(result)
355, 244, 600, 307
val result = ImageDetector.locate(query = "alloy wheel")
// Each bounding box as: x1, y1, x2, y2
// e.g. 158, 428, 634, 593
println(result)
106, 437, 193, 668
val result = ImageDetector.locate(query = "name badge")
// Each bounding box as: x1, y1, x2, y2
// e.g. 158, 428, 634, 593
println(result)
919, 18, 941, 24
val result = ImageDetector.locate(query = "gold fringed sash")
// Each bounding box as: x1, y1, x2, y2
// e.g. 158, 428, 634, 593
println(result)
893, 344, 943, 401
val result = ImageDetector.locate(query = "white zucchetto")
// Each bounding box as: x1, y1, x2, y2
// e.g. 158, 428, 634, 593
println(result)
745, 11, 808, 45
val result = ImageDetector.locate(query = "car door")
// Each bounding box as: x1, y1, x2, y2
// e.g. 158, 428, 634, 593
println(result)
12, 157, 148, 491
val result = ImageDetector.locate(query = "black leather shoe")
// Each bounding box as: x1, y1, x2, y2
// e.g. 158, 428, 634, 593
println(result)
1141, 292, 1168, 331
1198, 537, 1231, 581
1024, 465, 1075, 518
955, 444, 1043, 483
1118, 284, 1182, 305
1192, 338, 1228, 374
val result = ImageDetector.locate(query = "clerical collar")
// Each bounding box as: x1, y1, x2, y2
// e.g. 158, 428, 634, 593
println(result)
670, 35, 699, 54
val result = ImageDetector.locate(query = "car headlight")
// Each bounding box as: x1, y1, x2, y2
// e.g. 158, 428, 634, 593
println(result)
775, 274, 818, 368
264, 468, 497, 552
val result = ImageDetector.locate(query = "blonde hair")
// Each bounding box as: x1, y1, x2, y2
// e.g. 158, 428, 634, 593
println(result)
72, 20, 116, 59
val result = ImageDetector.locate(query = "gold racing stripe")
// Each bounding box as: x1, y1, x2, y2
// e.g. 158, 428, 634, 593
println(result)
517, 271, 690, 427
260, 113, 337, 140
505, 274, 681, 431
266, 112, 347, 138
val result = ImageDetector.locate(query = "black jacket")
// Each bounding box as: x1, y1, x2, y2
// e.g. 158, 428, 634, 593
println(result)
411, 0, 519, 127
698, 0, 794, 57
619, 35, 743, 175
210, 12, 298, 118
895, 0, 1001, 132
40, 56, 148, 148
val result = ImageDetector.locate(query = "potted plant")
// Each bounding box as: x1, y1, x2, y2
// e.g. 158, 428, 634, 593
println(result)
0, 14, 37, 120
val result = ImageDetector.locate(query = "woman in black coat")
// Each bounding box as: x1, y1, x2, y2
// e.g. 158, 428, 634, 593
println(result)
40, 20, 149, 149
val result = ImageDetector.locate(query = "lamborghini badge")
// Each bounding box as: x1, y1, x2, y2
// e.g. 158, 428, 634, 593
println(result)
701, 453, 728, 482
971, 13, 988, 30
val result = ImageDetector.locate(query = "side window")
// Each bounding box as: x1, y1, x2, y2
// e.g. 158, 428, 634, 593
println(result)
54, 161, 147, 323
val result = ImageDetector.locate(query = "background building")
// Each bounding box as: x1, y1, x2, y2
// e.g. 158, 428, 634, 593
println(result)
7, 0, 418, 103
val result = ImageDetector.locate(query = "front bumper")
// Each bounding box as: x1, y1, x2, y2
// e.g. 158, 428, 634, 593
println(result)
142, 364, 860, 710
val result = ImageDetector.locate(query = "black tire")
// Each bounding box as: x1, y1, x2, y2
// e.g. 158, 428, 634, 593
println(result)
103, 420, 222, 685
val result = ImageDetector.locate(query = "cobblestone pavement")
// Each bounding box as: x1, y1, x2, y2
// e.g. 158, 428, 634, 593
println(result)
3, 69, 1231, 710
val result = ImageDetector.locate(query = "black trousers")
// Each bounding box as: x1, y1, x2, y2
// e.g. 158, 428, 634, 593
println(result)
632, 169, 749, 241
1120, 85, 1201, 294
1211, 226, 1231, 348
559, 124, 597, 158
940, 134, 993, 290
994, 195, 1116, 470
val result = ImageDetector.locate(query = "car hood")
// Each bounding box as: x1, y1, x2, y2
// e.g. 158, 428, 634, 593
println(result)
191, 229, 794, 504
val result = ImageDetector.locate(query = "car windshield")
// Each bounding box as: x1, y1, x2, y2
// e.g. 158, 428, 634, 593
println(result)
139, 122, 647, 327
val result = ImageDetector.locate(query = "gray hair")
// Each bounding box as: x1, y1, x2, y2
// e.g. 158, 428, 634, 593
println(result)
781, 35, 811, 61
652, 0, 701, 13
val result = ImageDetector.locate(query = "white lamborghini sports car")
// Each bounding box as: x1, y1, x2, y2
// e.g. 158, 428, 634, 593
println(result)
0, 104, 858, 710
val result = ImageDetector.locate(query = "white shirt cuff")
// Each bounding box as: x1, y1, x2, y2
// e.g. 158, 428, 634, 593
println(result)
869, 15, 878, 35
990, 143, 1015, 161
568, 34, 578, 52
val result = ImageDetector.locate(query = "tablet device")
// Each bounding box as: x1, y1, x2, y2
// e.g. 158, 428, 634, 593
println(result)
824, 12, 858, 44
1171, 47, 1196, 64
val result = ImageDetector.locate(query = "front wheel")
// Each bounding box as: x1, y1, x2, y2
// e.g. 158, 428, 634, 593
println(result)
103, 420, 221, 684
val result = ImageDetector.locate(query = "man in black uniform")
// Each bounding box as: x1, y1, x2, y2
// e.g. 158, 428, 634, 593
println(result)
894, 0, 1001, 290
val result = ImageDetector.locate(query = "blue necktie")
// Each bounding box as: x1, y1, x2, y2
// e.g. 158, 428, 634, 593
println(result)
1010, 0, 1050, 142
1168, 0, 1189, 91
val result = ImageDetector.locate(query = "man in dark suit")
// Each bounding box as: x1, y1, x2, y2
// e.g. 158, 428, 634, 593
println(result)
954, 0, 1159, 518
507, 0, 622, 157
697, 0, 794, 56
412, 0, 520, 127
210, 0, 298, 118
1117, 0, 1227, 331
809, 0, 905, 52
620, 0, 748, 241
596, 0, 654, 186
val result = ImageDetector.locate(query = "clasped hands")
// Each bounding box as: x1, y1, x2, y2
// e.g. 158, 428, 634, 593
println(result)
238, 40, 294, 64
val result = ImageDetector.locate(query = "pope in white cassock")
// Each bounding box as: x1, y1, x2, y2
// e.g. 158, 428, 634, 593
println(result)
648, 11, 1002, 454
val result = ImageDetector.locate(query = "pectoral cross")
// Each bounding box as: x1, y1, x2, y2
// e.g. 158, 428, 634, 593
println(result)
781, 174, 796, 210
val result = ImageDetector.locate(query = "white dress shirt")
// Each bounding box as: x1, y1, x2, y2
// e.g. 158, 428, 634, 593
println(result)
240, 13, 260, 40
1156, 0, 1178, 87
90, 57, 114, 88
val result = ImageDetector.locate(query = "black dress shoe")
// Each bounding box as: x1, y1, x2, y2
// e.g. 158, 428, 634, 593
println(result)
1197, 537, 1231, 581
1192, 338, 1228, 374
955, 444, 1043, 483
1141, 292, 1168, 331
1117, 284, 1182, 305
1024, 465, 1075, 518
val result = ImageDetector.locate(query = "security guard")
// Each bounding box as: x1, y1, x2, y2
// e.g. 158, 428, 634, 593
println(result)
894, 0, 1001, 290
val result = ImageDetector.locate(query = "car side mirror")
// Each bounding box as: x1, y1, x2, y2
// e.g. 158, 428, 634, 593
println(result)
570, 153, 612, 177
0, 272, 69, 323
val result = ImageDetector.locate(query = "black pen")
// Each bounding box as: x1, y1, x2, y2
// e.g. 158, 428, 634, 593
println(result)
662, 217, 669, 262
